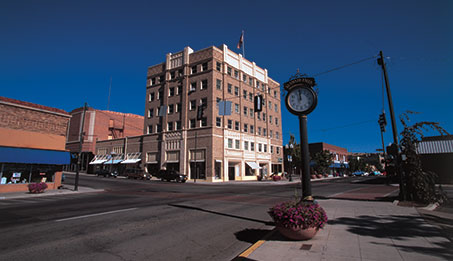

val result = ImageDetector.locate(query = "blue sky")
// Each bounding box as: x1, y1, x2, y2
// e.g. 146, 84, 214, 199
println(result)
1, 0, 452, 152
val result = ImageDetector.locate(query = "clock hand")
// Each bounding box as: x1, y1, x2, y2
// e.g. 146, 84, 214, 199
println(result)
298, 90, 302, 101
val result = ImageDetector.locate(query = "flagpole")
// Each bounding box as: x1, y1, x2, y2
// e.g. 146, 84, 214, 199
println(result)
242, 30, 245, 58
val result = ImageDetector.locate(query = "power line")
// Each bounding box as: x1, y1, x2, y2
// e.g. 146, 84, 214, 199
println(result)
312, 55, 378, 77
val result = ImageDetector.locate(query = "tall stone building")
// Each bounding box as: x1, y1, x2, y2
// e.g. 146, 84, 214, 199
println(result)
95, 44, 284, 182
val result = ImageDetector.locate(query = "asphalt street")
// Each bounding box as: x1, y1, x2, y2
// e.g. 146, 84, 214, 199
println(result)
0, 174, 443, 261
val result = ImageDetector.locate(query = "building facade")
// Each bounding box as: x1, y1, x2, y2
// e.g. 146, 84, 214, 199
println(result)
0, 96, 70, 192
94, 45, 284, 182
309, 142, 350, 175
65, 107, 144, 173
417, 135, 453, 184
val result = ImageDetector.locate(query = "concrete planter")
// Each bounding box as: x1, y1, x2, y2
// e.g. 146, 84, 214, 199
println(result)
276, 225, 318, 240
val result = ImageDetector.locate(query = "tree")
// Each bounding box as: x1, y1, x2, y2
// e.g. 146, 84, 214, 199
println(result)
349, 157, 366, 172
312, 150, 333, 175
399, 111, 449, 203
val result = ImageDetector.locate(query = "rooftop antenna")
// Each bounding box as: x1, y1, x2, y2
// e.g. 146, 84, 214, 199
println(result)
107, 76, 112, 110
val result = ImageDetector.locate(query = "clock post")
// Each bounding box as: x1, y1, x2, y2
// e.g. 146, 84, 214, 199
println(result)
284, 74, 317, 201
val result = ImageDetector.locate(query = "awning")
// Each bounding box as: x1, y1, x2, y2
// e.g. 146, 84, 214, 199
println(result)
89, 154, 110, 165
246, 161, 261, 169
121, 152, 141, 164
121, 159, 141, 164
0, 146, 70, 165
104, 159, 123, 165
104, 154, 124, 164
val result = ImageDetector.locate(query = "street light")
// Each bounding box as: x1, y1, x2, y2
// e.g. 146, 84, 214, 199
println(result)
285, 143, 294, 182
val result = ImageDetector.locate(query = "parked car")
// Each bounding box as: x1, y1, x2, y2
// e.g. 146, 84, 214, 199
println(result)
154, 169, 187, 183
352, 171, 367, 176
96, 169, 118, 178
125, 169, 151, 180
370, 171, 382, 176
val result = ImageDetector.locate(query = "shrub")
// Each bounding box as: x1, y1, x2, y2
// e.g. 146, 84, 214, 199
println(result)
28, 182, 48, 193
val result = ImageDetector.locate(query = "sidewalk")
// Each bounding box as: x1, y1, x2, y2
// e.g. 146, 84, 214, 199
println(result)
236, 199, 453, 261
0, 185, 104, 200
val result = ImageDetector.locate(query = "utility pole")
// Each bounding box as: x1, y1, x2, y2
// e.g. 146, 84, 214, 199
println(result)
74, 103, 87, 191
378, 51, 405, 200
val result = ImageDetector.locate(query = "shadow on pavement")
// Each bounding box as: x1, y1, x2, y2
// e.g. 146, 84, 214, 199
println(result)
234, 228, 273, 244
329, 214, 453, 260
168, 203, 274, 226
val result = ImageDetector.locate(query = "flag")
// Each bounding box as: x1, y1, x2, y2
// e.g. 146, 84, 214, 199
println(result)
237, 31, 244, 49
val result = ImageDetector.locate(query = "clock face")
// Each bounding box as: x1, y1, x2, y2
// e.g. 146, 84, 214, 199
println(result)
287, 87, 316, 114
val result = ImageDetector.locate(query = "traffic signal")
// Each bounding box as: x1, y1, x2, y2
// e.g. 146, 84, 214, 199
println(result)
378, 112, 387, 132
254, 94, 263, 112
197, 105, 205, 120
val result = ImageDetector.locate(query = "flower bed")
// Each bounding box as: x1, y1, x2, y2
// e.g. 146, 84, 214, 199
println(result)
268, 200, 328, 230
28, 182, 48, 193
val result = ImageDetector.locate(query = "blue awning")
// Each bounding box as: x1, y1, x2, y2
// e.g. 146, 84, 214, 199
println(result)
0, 146, 70, 165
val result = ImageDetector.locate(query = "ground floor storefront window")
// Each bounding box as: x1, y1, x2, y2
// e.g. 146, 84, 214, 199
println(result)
0, 163, 60, 184
190, 162, 205, 179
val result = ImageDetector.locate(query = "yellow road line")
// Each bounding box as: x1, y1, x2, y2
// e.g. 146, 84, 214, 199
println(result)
239, 240, 266, 258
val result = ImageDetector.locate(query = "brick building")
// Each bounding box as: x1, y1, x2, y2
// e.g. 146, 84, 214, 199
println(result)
0, 96, 70, 192
65, 107, 143, 173
93, 44, 284, 182
309, 142, 350, 175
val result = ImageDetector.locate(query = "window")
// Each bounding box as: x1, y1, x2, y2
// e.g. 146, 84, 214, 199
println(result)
268, 101, 272, 109
176, 103, 181, 112
251, 142, 255, 151
216, 117, 221, 127
234, 86, 239, 96
275, 117, 279, 125
216, 79, 222, 90
159, 75, 165, 82
270, 130, 273, 138
190, 100, 196, 110
227, 84, 232, 93
190, 119, 196, 128
235, 140, 240, 149
170, 71, 175, 79
257, 112, 261, 120
249, 78, 253, 86
201, 98, 207, 107
243, 74, 247, 82
275, 104, 278, 112
201, 80, 208, 90
151, 78, 156, 85
271, 145, 274, 153
202, 62, 208, 71
147, 125, 153, 134
264, 144, 267, 153
228, 138, 233, 148
228, 119, 232, 129
156, 124, 162, 132
227, 67, 232, 76
249, 93, 253, 101
201, 117, 207, 127
243, 90, 247, 99
177, 85, 182, 95
234, 103, 239, 114
263, 113, 266, 121
250, 125, 254, 134
157, 90, 163, 100
234, 70, 239, 79
258, 143, 262, 152
269, 115, 273, 124
243, 106, 247, 116
277, 147, 281, 154
274, 90, 277, 98
249, 108, 253, 117
256, 82, 260, 89
167, 122, 173, 131
258, 127, 262, 135
176, 121, 181, 130
148, 108, 154, 118
169, 87, 175, 97
190, 82, 196, 91
156, 107, 161, 116
235, 121, 239, 131
149, 92, 155, 102
216, 62, 221, 71
244, 141, 249, 150
243, 123, 248, 132
276, 132, 279, 139
179, 69, 183, 77
263, 128, 267, 136
191, 66, 197, 74
168, 104, 174, 114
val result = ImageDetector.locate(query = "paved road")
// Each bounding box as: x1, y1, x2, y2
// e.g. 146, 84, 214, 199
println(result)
0, 174, 401, 260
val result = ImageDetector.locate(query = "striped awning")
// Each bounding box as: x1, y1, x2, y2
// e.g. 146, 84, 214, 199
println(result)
417, 140, 453, 154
